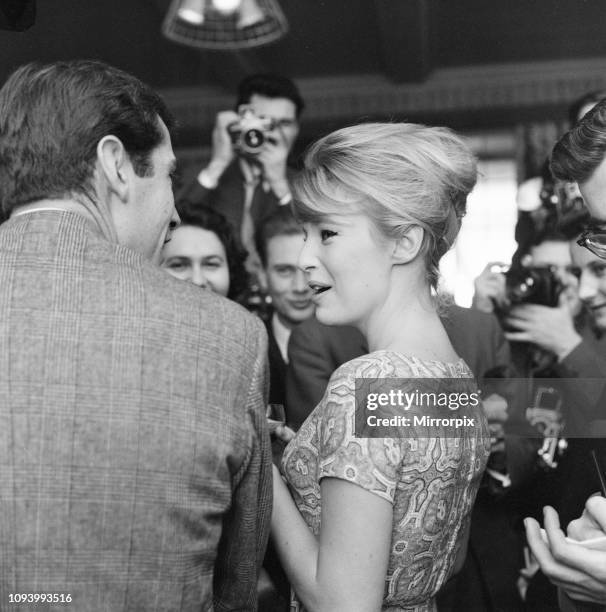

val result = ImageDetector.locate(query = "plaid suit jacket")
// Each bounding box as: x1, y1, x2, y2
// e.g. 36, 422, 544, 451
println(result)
0, 211, 271, 611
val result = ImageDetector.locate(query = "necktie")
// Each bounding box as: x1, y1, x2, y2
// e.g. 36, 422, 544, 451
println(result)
240, 162, 264, 279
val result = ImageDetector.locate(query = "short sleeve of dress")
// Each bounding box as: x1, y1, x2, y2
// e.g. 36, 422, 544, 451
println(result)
316, 356, 403, 504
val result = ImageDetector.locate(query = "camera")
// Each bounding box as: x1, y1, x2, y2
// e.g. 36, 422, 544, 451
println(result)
228, 107, 276, 156
503, 264, 563, 308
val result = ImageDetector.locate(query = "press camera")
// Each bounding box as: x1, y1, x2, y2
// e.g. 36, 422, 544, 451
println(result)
228, 107, 276, 156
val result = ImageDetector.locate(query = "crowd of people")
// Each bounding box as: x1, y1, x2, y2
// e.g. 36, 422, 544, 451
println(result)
0, 58, 605, 612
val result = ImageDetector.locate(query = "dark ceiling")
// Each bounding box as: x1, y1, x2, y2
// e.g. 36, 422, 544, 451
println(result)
4, 1, 606, 85
2, 0, 606, 149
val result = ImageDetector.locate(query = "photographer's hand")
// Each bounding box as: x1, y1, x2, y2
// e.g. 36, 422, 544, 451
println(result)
504, 298, 582, 360
257, 127, 291, 201
472, 263, 508, 313
198, 110, 240, 188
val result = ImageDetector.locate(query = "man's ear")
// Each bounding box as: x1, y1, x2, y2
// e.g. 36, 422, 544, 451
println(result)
96, 135, 130, 203
392, 226, 425, 264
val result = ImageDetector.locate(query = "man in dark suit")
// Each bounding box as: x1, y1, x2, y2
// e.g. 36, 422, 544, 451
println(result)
256, 207, 315, 406
180, 74, 304, 278
0, 60, 271, 611
254, 206, 315, 611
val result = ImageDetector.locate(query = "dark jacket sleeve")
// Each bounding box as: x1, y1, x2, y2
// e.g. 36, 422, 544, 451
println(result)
286, 321, 367, 430
286, 319, 332, 430
213, 317, 272, 611
553, 336, 606, 431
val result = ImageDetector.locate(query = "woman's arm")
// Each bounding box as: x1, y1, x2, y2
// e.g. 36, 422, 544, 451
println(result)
271, 465, 392, 612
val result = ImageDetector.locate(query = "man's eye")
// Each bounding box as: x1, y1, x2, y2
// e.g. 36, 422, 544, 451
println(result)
320, 230, 337, 241
590, 263, 606, 277
166, 261, 186, 270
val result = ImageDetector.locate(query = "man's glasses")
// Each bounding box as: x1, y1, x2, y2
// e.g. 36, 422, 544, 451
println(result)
577, 229, 606, 260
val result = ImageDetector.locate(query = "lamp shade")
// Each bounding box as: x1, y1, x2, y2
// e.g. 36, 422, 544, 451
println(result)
162, 0, 289, 50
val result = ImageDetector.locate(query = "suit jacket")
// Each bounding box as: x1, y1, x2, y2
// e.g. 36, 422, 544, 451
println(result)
179, 161, 283, 238
266, 318, 287, 407
286, 304, 510, 429
0, 211, 271, 611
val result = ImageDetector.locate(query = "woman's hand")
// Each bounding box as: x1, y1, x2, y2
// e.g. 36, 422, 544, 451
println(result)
273, 424, 296, 443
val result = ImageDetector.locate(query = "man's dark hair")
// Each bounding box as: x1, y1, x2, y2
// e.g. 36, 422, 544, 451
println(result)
176, 200, 249, 301
512, 210, 589, 268
236, 73, 304, 118
0, 60, 175, 216
567, 89, 606, 125
254, 206, 303, 267
551, 98, 606, 185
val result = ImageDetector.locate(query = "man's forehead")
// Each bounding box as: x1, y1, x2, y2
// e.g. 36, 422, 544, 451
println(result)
247, 94, 297, 119
267, 233, 304, 259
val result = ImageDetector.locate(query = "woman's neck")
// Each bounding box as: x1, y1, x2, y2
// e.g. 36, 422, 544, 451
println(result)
363, 279, 457, 363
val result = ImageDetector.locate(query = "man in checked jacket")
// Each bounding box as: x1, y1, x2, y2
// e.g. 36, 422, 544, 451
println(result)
0, 60, 271, 611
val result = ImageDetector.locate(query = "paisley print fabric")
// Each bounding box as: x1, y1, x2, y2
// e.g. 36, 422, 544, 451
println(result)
282, 351, 490, 612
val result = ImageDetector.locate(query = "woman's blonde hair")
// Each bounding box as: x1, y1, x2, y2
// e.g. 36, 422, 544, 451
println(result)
292, 122, 477, 290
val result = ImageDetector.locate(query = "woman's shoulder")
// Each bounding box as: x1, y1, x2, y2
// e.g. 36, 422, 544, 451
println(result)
331, 350, 474, 383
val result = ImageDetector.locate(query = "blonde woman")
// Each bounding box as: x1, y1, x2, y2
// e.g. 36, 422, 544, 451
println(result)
272, 123, 491, 612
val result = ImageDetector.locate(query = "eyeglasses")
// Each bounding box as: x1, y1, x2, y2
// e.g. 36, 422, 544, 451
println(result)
577, 229, 606, 259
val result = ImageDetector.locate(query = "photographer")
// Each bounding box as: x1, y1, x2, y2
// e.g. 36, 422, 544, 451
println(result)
180, 74, 304, 277
474, 227, 583, 367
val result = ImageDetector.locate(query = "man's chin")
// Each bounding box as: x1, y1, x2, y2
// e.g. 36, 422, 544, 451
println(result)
282, 307, 315, 326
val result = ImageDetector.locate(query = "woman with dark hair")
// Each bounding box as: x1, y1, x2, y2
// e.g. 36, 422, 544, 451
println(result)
161, 201, 249, 301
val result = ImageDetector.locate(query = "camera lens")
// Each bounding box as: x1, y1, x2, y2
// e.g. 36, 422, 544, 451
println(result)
243, 128, 265, 150
504, 265, 561, 307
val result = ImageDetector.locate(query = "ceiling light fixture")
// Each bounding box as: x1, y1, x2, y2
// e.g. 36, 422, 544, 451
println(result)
163, 0, 289, 50
211, 0, 242, 15
176, 0, 206, 25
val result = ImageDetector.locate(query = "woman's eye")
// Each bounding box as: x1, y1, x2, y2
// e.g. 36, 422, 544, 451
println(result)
320, 229, 337, 241
167, 261, 186, 270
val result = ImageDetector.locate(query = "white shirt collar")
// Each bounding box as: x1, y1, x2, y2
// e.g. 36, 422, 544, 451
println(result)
239, 158, 269, 191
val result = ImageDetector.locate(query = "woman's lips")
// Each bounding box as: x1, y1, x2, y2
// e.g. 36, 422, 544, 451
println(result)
308, 281, 331, 295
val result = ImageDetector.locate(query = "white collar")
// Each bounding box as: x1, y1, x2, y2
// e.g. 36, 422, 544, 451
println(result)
239, 158, 269, 191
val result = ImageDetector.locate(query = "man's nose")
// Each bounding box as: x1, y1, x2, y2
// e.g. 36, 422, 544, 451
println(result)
170, 207, 181, 228
579, 270, 598, 301
167, 209, 180, 240
297, 236, 316, 273
292, 269, 309, 293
